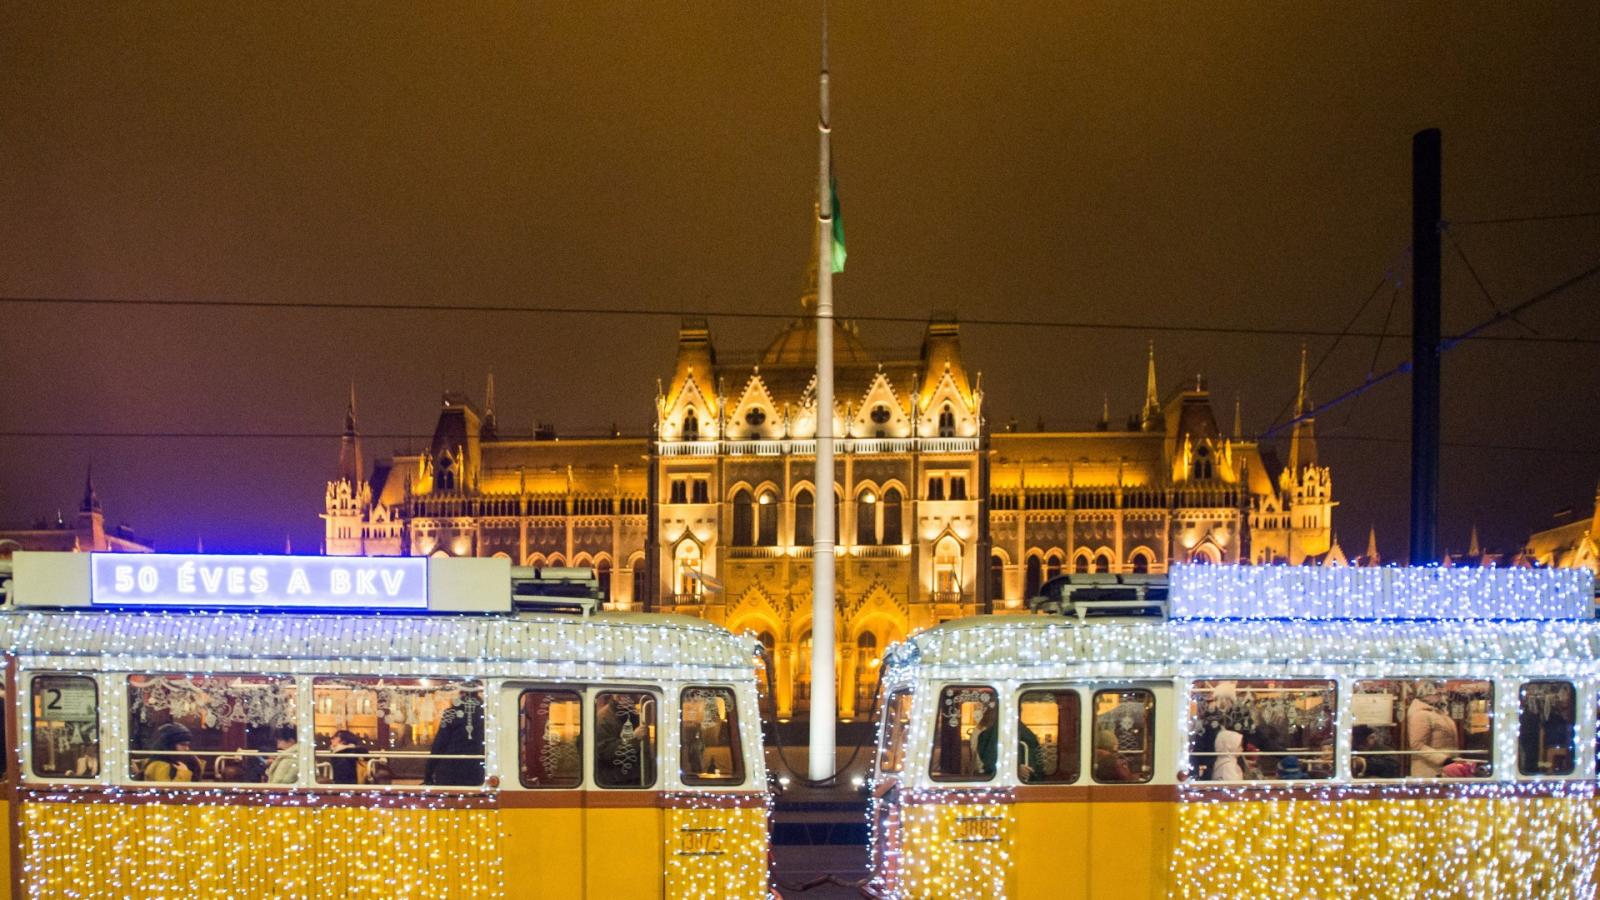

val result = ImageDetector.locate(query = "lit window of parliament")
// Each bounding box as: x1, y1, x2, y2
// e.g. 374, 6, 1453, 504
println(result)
324, 283, 1333, 721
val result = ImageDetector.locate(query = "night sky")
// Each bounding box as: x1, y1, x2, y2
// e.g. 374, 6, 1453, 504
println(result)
3, 4, 1598, 559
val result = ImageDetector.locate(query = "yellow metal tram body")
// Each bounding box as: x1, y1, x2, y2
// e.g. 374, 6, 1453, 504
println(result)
0, 552, 770, 899
866, 566, 1600, 899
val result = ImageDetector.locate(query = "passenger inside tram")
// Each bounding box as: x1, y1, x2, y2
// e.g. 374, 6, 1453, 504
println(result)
1518, 681, 1576, 776
1352, 678, 1492, 778
1188, 680, 1335, 780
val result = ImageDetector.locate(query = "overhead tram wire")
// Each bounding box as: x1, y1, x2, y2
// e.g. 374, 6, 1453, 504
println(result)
0, 430, 1592, 458
1, 294, 1596, 345
1259, 257, 1600, 441
1449, 210, 1600, 226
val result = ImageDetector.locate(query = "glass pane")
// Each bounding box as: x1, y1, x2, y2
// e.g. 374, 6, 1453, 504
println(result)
31, 675, 99, 779
1352, 678, 1492, 779
1019, 690, 1079, 784
877, 689, 914, 775
680, 687, 744, 785
1188, 679, 1336, 781
1519, 681, 1575, 776
519, 690, 583, 788
128, 674, 295, 784
1092, 689, 1155, 784
595, 690, 658, 788
312, 678, 484, 787
930, 685, 998, 781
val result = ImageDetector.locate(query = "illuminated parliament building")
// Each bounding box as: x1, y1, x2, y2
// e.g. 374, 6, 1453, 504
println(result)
322, 267, 1335, 719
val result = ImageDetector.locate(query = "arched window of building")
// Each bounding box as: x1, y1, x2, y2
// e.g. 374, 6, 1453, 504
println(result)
934, 536, 962, 600
1094, 552, 1113, 574
1045, 552, 1064, 582
731, 489, 754, 546
675, 541, 702, 600
1191, 445, 1213, 480
1130, 550, 1151, 574
757, 490, 779, 546
938, 405, 956, 438
682, 409, 699, 441
632, 562, 649, 608
990, 553, 1006, 602
1024, 556, 1043, 598
437, 455, 456, 491
794, 488, 814, 546
596, 558, 612, 602
1074, 552, 1091, 574
881, 488, 903, 545
857, 490, 878, 546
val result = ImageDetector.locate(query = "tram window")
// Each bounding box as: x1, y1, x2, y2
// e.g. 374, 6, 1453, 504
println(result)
680, 686, 744, 785
31, 674, 99, 779
1091, 689, 1155, 784
312, 677, 484, 787
518, 689, 583, 788
1188, 680, 1335, 781
1018, 690, 1080, 784
930, 684, 999, 782
1518, 681, 1575, 777
594, 690, 658, 788
127, 674, 295, 784
877, 688, 914, 775
1351, 678, 1493, 779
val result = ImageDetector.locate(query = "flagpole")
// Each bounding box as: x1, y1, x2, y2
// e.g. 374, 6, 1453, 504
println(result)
808, 0, 837, 782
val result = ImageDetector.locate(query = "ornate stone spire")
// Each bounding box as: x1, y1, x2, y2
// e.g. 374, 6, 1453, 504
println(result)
1288, 344, 1317, 473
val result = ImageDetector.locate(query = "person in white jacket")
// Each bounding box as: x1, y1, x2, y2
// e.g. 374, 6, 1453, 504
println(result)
1211, 728, 1245, 781
1405, 682, 1459, 778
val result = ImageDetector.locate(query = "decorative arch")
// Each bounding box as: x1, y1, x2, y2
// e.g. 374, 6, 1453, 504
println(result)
1093, 549, 1114, 573
1074, 549, 1093, 574
1024, 553, 1043, 598
672, 537, 703, 599
1044, 550, 1065, 582
1129, 546, 1155, 574
933, 534, 964, 598
1190, 542, 1221, 564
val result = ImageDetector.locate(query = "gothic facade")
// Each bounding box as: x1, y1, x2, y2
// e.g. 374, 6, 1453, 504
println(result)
323, 305, 1334, 719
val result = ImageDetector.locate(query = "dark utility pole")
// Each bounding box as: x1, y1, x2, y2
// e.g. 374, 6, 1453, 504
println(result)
1410, 129, 1442, 565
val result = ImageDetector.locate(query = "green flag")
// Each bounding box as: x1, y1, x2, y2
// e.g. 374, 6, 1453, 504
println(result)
829, 173, 846, 273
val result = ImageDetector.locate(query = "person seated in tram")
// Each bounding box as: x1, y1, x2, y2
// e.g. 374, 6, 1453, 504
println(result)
144, 723, 201, 782
1017, 723, 1044, 783
1211, 727, 1245, 782
425, 695, 485, 787
1405, 681, 1460, 778
266, 725, 299, 785
327, 730, 366, 784
973, 706, 999, 777
1093, 728, 1134, 782
1351, 725, 1401, 778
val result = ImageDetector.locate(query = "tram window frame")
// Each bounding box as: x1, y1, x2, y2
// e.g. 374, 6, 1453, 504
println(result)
1017, 688, 1081, 785
679, 685, 745, 787
929, 684, 1000, 783
1187, 679, 1337, 782
1091, 688, 1156, 785
518, 688, 584, 789
1517, 680, 1576, 778
875, 687, 914, 777
127, 673, 297, 786
310, 676, 486, 789
593, 688, 661, 790
1350, 677, 1494, 780
30, 673, 100, 781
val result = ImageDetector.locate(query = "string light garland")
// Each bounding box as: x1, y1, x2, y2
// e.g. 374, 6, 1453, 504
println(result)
866, 565, 1600, 899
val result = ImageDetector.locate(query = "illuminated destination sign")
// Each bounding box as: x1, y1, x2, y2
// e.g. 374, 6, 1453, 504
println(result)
90, 553, 428, 610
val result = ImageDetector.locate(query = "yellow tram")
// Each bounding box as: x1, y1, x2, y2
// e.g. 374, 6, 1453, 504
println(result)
1, 551, 770, 899
866, 565, 1600, 899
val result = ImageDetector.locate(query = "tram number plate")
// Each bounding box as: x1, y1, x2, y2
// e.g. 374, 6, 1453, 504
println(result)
952, 815, 1002, 844
675, 826, 726, 857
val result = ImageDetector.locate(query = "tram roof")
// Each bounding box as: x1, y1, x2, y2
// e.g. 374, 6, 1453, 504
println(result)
887, 614, 1600, 672
0, 608, 757, 681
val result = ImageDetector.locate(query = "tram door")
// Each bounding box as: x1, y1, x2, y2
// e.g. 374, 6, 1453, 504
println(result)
584, 687, 664, 897
1013, 682, 1174, 900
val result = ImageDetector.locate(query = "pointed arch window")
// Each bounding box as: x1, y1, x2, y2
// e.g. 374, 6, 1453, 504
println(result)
596, 558, 612, 603
857, 490, 878, 546
757, 491, 779, 547
1024, 556, 1043, 598
1095, 552, 1113, 574
1130, 551, 1151, 574
989, 553, 1005, 602
794, 488, 814, 546
632, 562, 649, 608
731, 489, 754, 546
934, 536, 962, 599
1191, 444, 1214, 480
683, 410, 700, 441
674, 541, 703, 600
881, 488, 903, 545
938, 405, 956, 438
1074, 553, 1091, 575
1045, 553, 1063, 582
